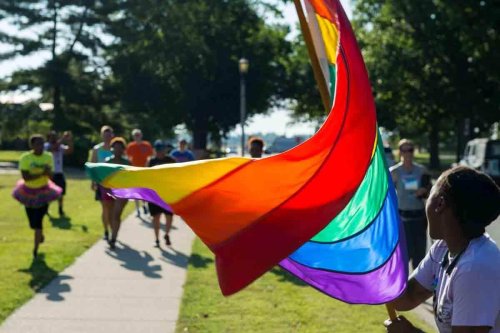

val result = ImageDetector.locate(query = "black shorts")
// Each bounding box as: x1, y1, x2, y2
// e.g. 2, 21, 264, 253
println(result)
148, 202, 172, 217
25, 205, 48, 230
51, 173, 66, 195
94, 188, 102, 201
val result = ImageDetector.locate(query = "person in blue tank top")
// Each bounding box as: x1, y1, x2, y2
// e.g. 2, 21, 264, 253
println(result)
90, 125, 114, 241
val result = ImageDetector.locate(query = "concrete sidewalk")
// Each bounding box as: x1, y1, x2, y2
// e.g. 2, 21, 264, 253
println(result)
0, 213, 195, 333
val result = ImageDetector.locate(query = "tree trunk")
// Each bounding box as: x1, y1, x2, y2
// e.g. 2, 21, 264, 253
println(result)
53, 83, 64, 131
429, 122, 440, 170
192, 124, 208, 150
455, 118, 464, 163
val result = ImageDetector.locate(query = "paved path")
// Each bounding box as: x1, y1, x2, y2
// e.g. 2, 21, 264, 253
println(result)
0, 213, 195, 333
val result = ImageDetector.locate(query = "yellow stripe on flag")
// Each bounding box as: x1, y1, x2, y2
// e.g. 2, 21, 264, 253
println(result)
103, 157, 251, 204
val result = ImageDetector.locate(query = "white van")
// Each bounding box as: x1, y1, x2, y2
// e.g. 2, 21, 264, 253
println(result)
459, 138, 500, 185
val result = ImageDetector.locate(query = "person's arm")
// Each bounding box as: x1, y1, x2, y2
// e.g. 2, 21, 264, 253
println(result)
61, 131, 74, 155
452, 327, 491, 333
90, 147, 98, 163
389, 277, 433, 311
389, 167, 398, 185
90, 147, 98, 190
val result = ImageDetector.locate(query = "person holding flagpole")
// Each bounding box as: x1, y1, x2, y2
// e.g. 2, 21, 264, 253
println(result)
385, 166, 500, 333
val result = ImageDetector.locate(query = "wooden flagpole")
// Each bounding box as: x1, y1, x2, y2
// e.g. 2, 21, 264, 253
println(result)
294, 0, 399, 322
293, 0, 331, 113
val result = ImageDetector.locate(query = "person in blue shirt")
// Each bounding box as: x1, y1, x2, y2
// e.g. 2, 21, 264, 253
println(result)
170, 139, 195, 162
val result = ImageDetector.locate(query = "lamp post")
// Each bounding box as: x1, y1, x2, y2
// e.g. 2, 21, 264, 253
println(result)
239, 58, 249, 156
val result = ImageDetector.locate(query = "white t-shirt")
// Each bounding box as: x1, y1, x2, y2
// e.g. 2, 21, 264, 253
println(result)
413, 234, 500, 333
44, 142, 69, 174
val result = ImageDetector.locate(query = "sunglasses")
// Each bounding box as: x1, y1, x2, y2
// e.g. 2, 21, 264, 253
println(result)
400, 147, 414, 153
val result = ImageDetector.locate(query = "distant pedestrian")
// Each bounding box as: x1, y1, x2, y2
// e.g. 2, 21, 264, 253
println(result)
104, 137, 130, 249
126, 128, 153, 217
45, 130, 73, 216
170, 139, 195, 162
90, 125, 114, 241
385, 166, 500, 333
148, 140, 176, 247
248, 137, 264, 158
13, 135, 62, 258
390, 139, 431, 269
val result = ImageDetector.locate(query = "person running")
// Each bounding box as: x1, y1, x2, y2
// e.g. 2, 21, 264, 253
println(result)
170, 139, 195, 162
147, 140, 176, 247
390, 139, 431, 269
12, 135, 62, 258
103, 137, 130, 250
90, 125, 114, 241
385, 166, 500, 333
45, 130, 73, 216
126, 128, 153, 217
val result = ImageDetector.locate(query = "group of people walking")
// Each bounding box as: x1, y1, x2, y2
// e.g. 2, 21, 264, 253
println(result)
89, 126, 195, 250
12, 126, 196, 256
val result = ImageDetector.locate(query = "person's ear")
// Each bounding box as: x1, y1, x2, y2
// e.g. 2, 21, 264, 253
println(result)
434, 195, 446, 213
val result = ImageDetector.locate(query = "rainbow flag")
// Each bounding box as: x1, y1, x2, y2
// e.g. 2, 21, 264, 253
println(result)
86, 0, 407, 304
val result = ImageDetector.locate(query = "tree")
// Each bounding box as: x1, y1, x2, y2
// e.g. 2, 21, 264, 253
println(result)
103, 0, 291, 150
353, 0, 500, 168
0, 0, 108, 131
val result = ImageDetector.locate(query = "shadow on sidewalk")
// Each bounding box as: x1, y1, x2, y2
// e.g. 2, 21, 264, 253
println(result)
106, 242, 162, 279
160, 247, 190, 268
18, 254, 73, 301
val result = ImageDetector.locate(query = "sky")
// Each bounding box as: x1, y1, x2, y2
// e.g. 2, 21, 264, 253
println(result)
238, 0, 352, 136
0, 0, 353, 136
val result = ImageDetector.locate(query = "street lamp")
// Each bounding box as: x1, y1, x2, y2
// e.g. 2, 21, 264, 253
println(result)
239, 58, 249, 156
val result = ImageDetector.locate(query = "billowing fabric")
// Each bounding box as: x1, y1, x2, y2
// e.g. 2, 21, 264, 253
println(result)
86, 0, 407, 304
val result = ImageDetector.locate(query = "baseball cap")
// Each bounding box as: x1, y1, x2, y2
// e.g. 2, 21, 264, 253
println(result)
154, 139, 166, 150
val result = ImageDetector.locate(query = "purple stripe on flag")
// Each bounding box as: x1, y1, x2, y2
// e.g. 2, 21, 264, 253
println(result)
279, 232, 407, 305
110, 188, 173, 214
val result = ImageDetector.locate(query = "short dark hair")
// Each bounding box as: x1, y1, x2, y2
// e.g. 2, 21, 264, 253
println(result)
438, 166, 500, 239
249, 137, 264, 149
29, 134, 44, 146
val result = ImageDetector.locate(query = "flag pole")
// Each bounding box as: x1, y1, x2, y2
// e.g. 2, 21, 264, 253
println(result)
293, 0, 331, 113
295, 0, 399, 322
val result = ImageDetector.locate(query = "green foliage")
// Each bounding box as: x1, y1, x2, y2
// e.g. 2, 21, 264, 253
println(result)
103, 0, 291, 148
353, 0, 500, 167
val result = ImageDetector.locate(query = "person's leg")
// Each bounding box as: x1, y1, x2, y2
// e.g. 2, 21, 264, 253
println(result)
101, 200, 113, 240
134, 200, 141, 217
58, 174, 66, 216
402, 219, 415, 268
26, 205, 48, 257
152, 214, 161, 246
110, 199, 127, 248
412, 216, 428, 269
164, 213, 173, 246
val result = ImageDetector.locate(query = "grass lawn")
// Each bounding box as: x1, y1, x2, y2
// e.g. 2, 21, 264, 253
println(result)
0, 173, 132, 323
176, 240, 435, 333
0, 150, 25, 162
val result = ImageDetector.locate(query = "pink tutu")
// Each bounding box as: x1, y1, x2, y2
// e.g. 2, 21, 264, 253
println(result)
12, 179, 62, 207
